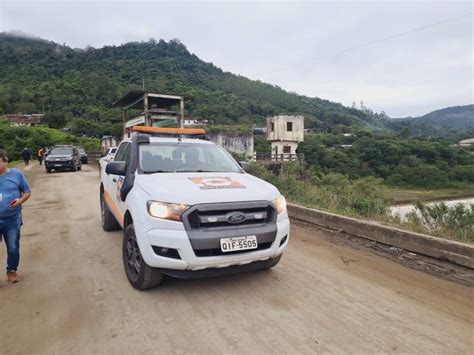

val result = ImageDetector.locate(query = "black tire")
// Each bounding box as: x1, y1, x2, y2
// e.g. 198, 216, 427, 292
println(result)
71, 163, 77, 172
123, 224, 163, 290
100, 192, 120, 231
46, 168, 51, 173
78, 164, 82, 171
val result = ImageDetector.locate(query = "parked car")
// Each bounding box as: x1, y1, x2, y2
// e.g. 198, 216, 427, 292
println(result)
45, 145, 82, 173
103, 147, 117, 163
100, 127, 289, 290
76, 146, 88, 164
99, 147, 117, 176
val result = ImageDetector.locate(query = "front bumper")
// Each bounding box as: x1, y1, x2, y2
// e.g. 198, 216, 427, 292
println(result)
134, 213, 290, 274
159, 255, 281, 278
45, 160, 74, 170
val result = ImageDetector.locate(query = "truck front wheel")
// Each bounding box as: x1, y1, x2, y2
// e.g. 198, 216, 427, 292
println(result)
123, 223, 163, 290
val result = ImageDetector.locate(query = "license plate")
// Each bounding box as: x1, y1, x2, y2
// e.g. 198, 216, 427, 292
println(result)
220, 235, 258, 253
54, 164, 62, 167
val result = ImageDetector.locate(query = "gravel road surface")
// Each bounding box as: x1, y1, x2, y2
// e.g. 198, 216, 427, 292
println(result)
0, 163, 472, 354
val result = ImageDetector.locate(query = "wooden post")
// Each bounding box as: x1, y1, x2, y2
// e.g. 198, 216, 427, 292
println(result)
143, 93, 149, 126
179, 97, 184, 128
122, 109, 128, 138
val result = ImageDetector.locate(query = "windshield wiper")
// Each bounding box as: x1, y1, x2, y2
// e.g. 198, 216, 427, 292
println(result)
176, 169, 217, 173
142, 170, 173, 174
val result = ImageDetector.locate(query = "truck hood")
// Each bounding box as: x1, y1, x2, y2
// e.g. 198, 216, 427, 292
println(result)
136, 172, 281, 205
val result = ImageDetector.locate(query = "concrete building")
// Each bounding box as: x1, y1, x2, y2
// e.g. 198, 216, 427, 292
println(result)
101, 135, 121, 155
207, 132, 253, 158
459, 138, 474, 147
266, 115, 304, 156
2, 114, 43, 127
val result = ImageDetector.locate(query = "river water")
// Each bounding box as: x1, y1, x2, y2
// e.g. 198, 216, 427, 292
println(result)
389, 198, 474, 221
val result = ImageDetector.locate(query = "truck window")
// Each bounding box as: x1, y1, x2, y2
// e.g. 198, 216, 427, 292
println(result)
114, 143, 129, 161
139, 143, 241, 173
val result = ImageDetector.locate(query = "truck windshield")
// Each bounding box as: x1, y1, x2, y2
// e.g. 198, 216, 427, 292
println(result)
139, 142, 242, 173
50, 147, 73, 155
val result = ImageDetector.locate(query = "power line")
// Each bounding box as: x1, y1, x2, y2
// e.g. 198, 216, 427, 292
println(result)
268, 12, 473, 74
310, 12, 473, 62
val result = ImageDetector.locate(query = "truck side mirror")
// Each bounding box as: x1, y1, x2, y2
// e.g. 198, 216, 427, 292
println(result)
239, 161, 251, 173
106, 161, 127, 176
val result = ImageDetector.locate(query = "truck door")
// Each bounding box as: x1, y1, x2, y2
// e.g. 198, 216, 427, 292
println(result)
105, 142, 131, 223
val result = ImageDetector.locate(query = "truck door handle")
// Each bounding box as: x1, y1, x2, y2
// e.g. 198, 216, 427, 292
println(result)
112, 178, 117, 182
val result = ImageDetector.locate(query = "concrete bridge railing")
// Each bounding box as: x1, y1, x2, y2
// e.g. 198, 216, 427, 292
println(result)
288, 203, 474, 269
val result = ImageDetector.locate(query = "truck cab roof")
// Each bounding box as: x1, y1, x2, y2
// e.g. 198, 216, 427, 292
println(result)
121, 136, 214, 145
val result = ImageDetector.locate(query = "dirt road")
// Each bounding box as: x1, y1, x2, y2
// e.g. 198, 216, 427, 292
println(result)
1, 164, 472, 354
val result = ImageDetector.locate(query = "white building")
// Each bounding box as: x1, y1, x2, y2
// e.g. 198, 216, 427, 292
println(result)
459, 138, 474, 147
266, 115, 304, 156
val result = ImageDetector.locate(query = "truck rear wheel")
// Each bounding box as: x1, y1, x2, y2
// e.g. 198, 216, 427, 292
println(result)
100, 192, 120, 231
123, 223, 163, 290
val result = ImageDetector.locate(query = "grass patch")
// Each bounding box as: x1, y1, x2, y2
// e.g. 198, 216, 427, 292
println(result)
380, 185, 474, 205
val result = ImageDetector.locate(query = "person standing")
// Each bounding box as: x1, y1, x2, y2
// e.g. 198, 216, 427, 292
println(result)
0, 149, 31, 283
37, 147, 45, 165
21, 148, 31, 166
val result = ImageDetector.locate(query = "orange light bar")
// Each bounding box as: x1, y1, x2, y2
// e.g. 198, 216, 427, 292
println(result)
132, 126, 206, 135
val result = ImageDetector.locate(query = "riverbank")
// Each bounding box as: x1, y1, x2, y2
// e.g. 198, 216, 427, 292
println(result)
380, 185, 474, 205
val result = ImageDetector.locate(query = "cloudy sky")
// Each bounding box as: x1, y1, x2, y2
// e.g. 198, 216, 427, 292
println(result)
0, 0, 472, 117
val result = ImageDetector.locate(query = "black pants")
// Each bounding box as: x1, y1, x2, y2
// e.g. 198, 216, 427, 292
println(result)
38, 157, 43, 165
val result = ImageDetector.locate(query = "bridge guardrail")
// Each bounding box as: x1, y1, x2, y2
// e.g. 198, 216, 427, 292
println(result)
288, 203, 474, 269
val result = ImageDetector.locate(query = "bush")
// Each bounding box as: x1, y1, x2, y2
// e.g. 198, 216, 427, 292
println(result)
406, 202, 474, 242
0, 121, 100, 160
387, 164, 449, 188
251, 163, 388, 219
449, 165, 474, 183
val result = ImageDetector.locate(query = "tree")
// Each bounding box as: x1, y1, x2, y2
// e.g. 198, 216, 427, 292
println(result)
42, 112, 66, 129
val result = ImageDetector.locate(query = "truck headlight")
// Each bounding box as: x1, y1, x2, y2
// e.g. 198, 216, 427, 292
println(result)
274, 195, 287, 214
147, 201, 189, 221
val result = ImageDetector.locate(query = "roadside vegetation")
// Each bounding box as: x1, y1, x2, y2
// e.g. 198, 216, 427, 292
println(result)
252, 162, 474, 243
0, 120, 100, 160
255, 131, 474, 201
400, 202, 473, 243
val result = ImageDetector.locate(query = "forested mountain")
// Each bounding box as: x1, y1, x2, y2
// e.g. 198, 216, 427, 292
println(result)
394, 105, 474, 138
0, 32, 391, 136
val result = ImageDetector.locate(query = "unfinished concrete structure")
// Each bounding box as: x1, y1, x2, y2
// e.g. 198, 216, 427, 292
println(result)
266, 115, 304, 159
207, 132, 254, 158
114, 91, 184, 137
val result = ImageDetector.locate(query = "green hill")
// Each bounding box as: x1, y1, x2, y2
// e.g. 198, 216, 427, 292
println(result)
0, 32, 391, 136
394, 105, 474, 138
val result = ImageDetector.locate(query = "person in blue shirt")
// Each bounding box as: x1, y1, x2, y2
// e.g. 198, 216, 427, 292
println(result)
0, 149, 31, 283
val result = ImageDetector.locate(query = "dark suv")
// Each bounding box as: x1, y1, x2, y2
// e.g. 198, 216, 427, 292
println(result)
76, 146, 88, 164
45, 145, 82, 173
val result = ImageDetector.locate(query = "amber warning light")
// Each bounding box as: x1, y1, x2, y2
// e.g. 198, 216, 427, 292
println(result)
132, 126, 206, 135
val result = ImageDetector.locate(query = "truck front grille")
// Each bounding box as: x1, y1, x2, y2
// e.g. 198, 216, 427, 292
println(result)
183, 203, 275, 230
181, 201, 278, 257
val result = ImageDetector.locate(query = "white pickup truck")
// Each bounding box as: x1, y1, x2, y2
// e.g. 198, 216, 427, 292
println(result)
100, 127, 290, 290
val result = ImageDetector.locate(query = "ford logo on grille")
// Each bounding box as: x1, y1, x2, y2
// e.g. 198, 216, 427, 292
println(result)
225, 212, 247, 224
